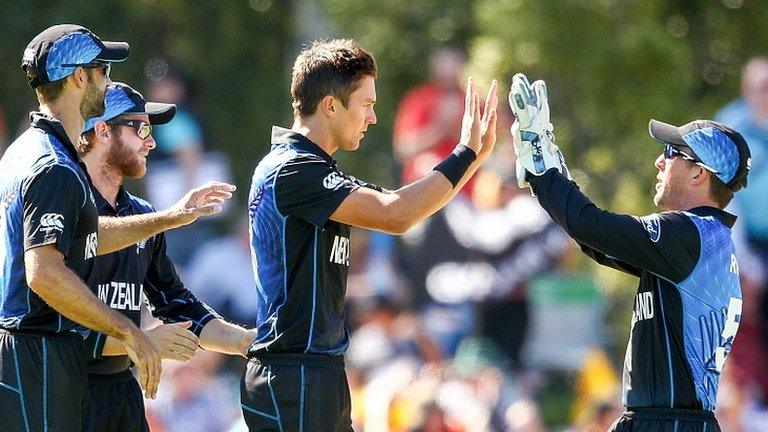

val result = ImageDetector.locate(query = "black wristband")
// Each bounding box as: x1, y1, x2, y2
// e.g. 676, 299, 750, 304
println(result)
433, 145, 477, 188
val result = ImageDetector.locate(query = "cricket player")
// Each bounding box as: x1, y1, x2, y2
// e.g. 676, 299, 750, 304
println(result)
78, 82, 257, 432
0, 25, 233, 431
244, 39, 497, 431
509, 73, 750, 431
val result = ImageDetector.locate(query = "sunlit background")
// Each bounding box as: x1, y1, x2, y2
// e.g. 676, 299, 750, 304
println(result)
2, 1, 767, 430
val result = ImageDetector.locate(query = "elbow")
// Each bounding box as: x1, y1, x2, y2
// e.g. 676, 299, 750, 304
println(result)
380, 202, 416, 235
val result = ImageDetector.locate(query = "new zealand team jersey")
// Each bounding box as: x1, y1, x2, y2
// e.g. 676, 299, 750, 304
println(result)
83, 187, 218, 375
247, 126, 381, 355
0, 112, 99, 333
530, 170, 742, 412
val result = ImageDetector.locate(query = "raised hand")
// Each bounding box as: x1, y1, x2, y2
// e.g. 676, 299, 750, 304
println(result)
509, 73, 570, 188
170, 181, 236, 225
145, 321, 200, 362
459, 77, 499, 160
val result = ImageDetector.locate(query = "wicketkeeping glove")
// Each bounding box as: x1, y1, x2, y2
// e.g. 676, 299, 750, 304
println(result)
509, 73, 571, 188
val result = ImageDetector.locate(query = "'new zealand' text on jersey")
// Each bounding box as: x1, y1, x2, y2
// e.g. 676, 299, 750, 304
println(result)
530, 170, 741, 412
0, 112, 98, 333
248, 126, 381, 355
84, 187, 218, 375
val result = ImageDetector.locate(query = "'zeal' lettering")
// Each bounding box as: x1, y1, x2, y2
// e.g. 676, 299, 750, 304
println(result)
97, 282, 142, 311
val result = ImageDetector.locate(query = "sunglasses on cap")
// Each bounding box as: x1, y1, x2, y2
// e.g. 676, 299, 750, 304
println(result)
60, 60, 111, 78
109, 119, 153, 140
663, 144, 719, 174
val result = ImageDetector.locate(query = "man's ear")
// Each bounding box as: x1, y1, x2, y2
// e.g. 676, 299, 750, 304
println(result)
319, 95, 337, 117
94, 121, 110, 142
691, 166, 708, 186
69, 67, 88, 90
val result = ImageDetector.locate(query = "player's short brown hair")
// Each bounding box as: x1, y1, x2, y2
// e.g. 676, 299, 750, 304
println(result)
26, 68, 67, 103
291, 39, 377, 118
709, 176, 734, 208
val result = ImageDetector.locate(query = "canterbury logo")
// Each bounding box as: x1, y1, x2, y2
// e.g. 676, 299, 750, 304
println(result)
39, 213, 64, 234
323, 172, 346, 190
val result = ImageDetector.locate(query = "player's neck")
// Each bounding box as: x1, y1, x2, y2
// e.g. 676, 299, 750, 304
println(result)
39, 99, 85, 149
292, 117, 338, 155
82, 153, 124, 208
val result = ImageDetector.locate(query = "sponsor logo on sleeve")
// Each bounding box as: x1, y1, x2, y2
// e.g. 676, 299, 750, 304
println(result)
640, 214, 661, 243
323, 172, 347, 190
39, 213, 65, 235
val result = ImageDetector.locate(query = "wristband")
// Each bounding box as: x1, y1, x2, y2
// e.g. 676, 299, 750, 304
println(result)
433, 145, 477, 188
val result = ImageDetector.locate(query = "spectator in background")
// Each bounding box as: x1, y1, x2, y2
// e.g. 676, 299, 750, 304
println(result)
393, 47, 466, 187
144, 67, 232, 267
185, 218, 258, 326
717, 57, 768, 267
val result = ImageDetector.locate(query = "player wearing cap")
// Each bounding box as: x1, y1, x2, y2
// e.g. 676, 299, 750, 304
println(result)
78, 82, 256, 432
0, 25, 234, 431
244, 39, 497, 431
508, 74, 750, 431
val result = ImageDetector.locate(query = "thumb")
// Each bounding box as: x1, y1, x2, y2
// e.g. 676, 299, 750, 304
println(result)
174, 321, 193, 329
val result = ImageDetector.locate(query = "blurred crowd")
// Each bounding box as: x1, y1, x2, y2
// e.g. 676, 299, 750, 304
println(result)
2, 51, 768, 431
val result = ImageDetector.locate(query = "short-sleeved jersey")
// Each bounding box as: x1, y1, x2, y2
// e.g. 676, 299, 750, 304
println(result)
84, 187, 218, 374
0, 112, 99, 333
530, 170, 742, 412
247, 126, 381, 355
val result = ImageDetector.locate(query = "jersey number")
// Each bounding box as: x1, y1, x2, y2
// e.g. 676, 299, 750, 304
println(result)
713, 297, 742, 373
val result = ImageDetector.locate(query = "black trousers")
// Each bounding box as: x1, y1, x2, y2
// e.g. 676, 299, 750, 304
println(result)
83, 370, 149, 432
610, 407, 721, 432
0, 329, 87, 432
240, 353, 353, 432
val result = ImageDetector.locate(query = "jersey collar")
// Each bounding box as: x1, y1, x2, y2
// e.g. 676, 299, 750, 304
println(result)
688, 206, 737, 228
92, 185, 132, 216
29, 111, 81, 162
271, 125, 335, 164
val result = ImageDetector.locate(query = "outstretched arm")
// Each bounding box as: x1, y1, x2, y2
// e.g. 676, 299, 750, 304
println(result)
331, 79, 499, 234
97, 181, 235, 254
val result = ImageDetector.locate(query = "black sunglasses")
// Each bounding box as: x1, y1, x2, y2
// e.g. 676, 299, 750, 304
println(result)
109, 119, 153, 140
663, 144, 719, 174
60, 60, 111, 78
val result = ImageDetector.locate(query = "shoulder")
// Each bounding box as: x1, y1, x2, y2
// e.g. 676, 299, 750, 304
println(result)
124, 191, 156, 214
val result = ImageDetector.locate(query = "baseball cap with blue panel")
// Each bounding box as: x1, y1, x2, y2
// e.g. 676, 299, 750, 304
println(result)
83, 82, 176, 133
21, 24, 129, 89
649, 119, 752, 191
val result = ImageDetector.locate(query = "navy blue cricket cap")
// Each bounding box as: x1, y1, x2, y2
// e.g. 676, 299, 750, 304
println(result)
83, 82, 176, 133
649, 119, 752, 191
21, 24, 129, 89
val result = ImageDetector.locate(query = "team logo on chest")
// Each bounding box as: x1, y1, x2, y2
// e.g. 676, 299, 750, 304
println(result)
330, 235, 350, 266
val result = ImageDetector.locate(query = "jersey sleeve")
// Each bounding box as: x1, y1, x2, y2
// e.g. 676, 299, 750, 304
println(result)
274, 155, 363, 227
143, 232, 220, 336
22, 164, 88, 256
529, 169, 700, 283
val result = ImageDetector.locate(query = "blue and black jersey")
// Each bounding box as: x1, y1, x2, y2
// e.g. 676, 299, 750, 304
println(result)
83, 187, 218, 375
530, 170, 741, 412
0, 112, 99, 334
247, 126, 381, 355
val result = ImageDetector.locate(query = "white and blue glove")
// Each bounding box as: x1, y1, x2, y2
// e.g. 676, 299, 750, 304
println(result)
509, 73, 571, 188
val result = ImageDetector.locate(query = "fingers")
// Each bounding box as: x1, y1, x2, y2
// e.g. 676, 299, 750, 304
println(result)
464, 77, 473, 112
145, 353, 160, 398
532, 80, 547, 109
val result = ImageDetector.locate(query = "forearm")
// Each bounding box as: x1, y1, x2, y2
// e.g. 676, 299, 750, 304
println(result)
98, 209, 188, 255
387, 145, 481, 230
102, 336, 127, 356
199, 319, 256, 356
26, 257, 134, 339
